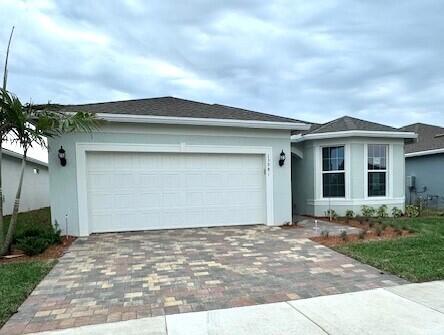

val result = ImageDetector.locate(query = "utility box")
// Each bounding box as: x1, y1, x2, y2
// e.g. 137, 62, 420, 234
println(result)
407, 175, 416, 189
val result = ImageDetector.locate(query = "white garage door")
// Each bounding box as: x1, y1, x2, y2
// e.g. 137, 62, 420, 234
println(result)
86, 151, 266, 233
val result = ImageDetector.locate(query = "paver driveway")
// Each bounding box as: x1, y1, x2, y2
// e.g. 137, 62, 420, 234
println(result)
1, 225, 406, 334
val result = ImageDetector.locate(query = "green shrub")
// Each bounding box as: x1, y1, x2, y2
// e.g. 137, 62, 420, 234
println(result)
377, 205, 388, 218
325, 209, 338, 220
16, 237, 49, 256
361, 205, 376, 220
391, 207, 403, 218
345, 210, 355, 222
406, 205, 420, 218
15, 223, 61, 246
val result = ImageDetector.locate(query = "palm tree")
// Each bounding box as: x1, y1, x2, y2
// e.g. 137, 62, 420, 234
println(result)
0, 27, 15, 247
0, 28, 97, 256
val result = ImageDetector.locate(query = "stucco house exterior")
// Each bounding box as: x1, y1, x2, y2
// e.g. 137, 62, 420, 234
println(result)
400, 123, 444, 205
2, 149, 49, 215
48, 97, 415, 236
291, 116, 416, 216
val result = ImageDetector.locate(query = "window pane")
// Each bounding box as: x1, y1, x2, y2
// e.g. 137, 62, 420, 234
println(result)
323, 173, 345, 197
368, 172, 386, 196
322, 146, 344, 171
368, 144, 387, 170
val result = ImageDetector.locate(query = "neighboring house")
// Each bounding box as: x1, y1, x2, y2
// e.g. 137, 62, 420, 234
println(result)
2, 149, 49, 215
400, 123, 444, 205
291, 116, 416, 216
48, 98, 416, 236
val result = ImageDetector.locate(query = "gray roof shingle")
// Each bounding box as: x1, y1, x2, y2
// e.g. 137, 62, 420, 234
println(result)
59, 96, 306, 124
305, 116, 400, 134
400, 123, 444, 154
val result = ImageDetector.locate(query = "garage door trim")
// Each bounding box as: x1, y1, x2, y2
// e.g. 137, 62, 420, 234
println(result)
76, 143, 274, 236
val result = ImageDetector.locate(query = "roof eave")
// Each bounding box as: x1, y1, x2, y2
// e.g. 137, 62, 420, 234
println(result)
2, 149, 48, 167
96, 113, 311, 130
291, 130, 417, 143
405, 148, 444, 158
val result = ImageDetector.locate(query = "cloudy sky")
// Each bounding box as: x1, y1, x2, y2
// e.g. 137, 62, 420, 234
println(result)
1, 0, 444, 160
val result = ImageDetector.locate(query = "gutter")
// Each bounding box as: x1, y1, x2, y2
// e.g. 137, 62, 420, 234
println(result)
95, 113, 311, 131
405, 148, 444, 158
291, 130, 417, 143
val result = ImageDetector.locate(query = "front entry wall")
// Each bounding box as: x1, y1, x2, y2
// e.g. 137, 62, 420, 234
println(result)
48, 123, 292, 236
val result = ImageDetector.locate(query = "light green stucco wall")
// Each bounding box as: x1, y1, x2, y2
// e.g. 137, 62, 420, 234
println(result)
292, 137, 406, 217
48, 122, 293, 236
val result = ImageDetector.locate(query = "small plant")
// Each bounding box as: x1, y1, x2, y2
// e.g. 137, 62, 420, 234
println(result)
391, 207, 403, 218
345, 210, 355, 223
361, 205, 376, 221
320, 230, 330, 238
405, 205, 420, 218
16, 237, 49, 256
377, 205, 388, 218
381, 223, 388, 231
375, 225, 383, 236
325, 209, 338, 221
358, 230, 366, 240
393, 227, 402, 236
340, 230, 348, 241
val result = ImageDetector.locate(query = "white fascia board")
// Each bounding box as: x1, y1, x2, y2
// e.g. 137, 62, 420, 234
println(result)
95, 113, 311, 131
291, 130, 417, 143
2, 149, 48, 167
405, 148, 444, 157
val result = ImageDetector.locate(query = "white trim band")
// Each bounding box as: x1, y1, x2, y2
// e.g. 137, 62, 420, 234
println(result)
95, 113, 310, 130
291, 130, 417, 142
405, 148, 444, 157
75, 143, 275, 236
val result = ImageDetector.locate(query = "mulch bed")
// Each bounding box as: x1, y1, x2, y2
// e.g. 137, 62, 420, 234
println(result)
310, 218, 413, 247
0, 236, 76, 264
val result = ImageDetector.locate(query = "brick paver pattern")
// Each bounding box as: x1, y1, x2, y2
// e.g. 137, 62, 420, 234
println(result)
1, 225, 406, 334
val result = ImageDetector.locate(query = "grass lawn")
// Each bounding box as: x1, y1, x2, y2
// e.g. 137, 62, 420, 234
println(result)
2, 207, 52, 239
336, 216, 444, 282
0, 261, 55, 327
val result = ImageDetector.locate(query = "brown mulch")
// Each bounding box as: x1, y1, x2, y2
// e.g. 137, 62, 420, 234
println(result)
310, 218, 413, 247
0, 236, 76, 264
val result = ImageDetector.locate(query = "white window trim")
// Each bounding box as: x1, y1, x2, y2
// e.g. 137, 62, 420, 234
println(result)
315, 143, 350, 200
364, 144, 393, 199
75, 142, 274, 236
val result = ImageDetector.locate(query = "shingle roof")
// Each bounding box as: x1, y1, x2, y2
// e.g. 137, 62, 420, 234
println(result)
400, 123, 444, 154
305, 116, 401, 134
59, 96, 305, 124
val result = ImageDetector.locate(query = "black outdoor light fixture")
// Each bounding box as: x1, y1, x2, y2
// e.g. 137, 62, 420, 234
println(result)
58, 146, 67, 166
279, 150, 286, 166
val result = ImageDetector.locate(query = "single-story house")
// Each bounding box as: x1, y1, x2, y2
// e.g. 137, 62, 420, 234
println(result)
2, 149, 49, 215
48, 97, 416, 236
400, 123, 444, 205
291, 117, 416, 217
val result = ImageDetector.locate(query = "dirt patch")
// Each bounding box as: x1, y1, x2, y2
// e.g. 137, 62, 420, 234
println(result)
0, 236, 76, 264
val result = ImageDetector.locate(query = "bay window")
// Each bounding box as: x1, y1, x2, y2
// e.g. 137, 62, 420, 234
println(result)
322, 146, 345, 197
367, 144, 387, 197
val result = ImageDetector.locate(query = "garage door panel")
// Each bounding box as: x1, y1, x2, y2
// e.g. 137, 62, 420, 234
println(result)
86, 152, 266, 233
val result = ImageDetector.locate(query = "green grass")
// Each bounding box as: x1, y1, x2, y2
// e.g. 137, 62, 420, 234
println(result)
336, 216, 444, 282
2, 207, 51, 241
0, 261, 55, 327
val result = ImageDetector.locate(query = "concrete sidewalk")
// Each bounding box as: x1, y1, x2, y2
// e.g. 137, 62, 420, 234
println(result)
31, 281, 444, 335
